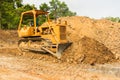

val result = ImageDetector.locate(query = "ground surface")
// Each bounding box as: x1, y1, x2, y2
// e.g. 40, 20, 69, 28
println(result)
0, 16, 120, 80
0, 47, 120, 80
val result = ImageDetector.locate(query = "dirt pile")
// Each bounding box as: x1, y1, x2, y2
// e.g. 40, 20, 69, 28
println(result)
57, 16, 120, 64
62, 36, 115, 64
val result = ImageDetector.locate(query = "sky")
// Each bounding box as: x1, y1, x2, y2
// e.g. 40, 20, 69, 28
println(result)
23, 0, 120, 19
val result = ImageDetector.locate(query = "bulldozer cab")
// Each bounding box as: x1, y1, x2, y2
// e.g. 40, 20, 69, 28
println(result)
18, 10, 49, 28
18, 10, 49, 37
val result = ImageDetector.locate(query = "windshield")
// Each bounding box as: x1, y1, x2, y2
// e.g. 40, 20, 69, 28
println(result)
21, 14, 47, 27
21, 14, 33, 27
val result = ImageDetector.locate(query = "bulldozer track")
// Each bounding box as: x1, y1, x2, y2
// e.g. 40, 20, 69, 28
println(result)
18, 37, 71, 59
18, 37, 63, 58
18, 37, 52, 51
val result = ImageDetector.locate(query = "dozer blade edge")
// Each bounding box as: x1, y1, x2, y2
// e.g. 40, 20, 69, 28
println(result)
41, 42, 72, 59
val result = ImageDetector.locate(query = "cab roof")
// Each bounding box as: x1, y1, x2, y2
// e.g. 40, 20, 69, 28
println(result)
22, 10, 49, 16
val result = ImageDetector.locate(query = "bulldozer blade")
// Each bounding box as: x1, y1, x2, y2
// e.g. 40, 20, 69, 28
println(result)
41, 42, 72, 59
56, 42, 72, 59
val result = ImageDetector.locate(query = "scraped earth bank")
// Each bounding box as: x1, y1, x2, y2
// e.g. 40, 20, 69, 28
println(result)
0, 30, 18, 48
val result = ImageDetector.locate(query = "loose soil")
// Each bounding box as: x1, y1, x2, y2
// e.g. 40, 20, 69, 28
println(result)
0, 16, 120, 79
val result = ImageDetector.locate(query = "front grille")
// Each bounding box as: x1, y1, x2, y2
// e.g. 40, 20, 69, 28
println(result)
60, 26, 66, 40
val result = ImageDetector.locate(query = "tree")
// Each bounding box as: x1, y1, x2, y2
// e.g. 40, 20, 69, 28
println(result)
39, 3, 50, 12
0, 1, 15, 29
1, 0, 16, 29
39, 0, 76, 19
105, 17, 120, 23
14, 0, 23, 8
0, 0, 36, 29
0, 13, 1, 29
49, 0, 76, 19
0, 0, 76, 29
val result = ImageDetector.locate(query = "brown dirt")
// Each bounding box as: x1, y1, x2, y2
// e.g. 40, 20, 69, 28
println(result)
0, 50, 120, 80
0, 17, 120, 65
57, 16, 120, 64
0, 16, 120, 79
61, 36, 115, 64
0, 30, 18, 48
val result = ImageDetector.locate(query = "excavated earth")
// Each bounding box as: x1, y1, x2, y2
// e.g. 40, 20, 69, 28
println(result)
0, 16, 120, 80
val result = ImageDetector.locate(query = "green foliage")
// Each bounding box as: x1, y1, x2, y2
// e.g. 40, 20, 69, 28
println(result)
40, 3, 50, 12
37, 15, 47, 25
0, 0, 36, 29
14, 0, 23, 8
0, 0, 76, 29
0, 1, 15, 29
105, 17, 120, 23
40, 0, 76, 19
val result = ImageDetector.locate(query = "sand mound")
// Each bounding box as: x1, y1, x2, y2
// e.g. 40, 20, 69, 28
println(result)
56, 16, 120, 64
59, 16, 120, 56
61, 36, 115, 64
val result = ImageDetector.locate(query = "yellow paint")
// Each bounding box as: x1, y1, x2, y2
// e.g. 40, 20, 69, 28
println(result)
18, 10, 68, 44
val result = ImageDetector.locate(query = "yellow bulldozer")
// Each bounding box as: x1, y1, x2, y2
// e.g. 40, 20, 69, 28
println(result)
17, 10, 71, 59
